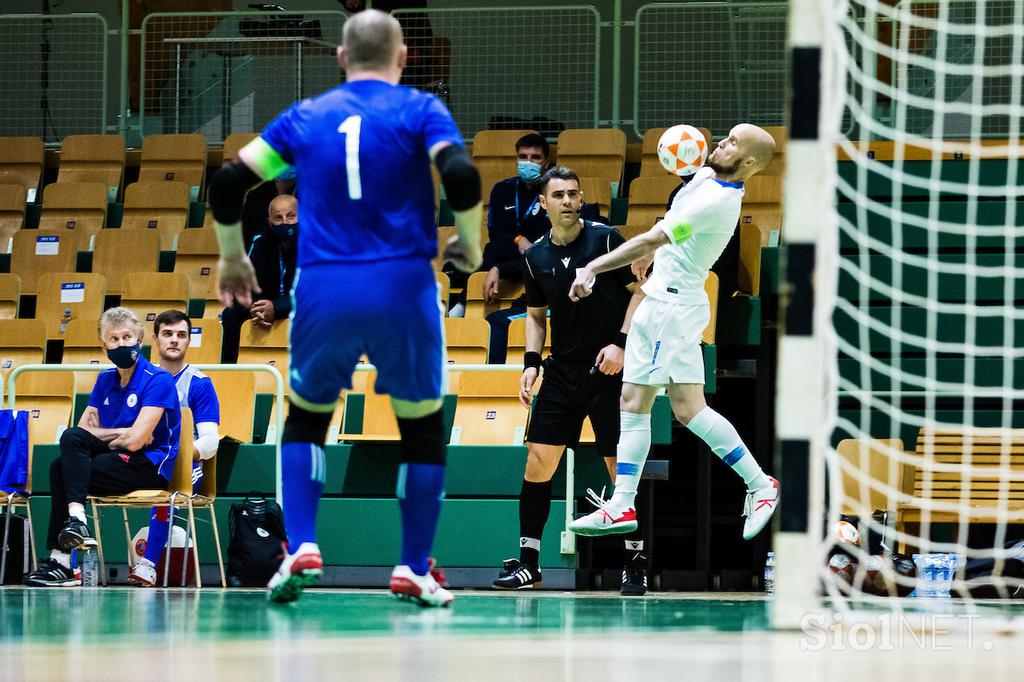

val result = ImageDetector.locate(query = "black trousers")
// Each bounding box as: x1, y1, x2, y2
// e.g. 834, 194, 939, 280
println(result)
47, 427, 167, 550
219, 303, 249, 364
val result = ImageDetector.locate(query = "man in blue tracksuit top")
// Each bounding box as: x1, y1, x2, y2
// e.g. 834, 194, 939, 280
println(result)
24, 307, 181, 587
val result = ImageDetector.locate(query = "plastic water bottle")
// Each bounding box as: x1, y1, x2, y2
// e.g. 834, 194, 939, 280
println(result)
81, 548, 99, 587
59, 308, 72, 335
764, 551, 775, 594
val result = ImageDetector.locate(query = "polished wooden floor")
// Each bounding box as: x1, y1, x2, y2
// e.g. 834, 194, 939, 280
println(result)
1, 588, 1023, 681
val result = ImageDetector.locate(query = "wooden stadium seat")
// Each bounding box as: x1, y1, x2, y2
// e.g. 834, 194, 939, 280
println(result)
579, 176, 611, 220
191, 455, 227, 587
138, 134, 207, 200
237, 319, 290, 393
57, 135, 126, 200
265, 393, 346, 444
471, 129, 537, 206
639, 126, 712, 177
183, 318, 222, 365
122, 181, 191, 250
835, 439, 912, 518
223, 132, 259, 163
743, 175, 783, 204
436, 271, 450, 314
626, 176, 682, 228
0, 274, 20, 319
703, 272, 719, 345
10, 228, 79, 295
174, 228, 220, 318
738, 202, 782, 235
37, 182, 108, 252
450, 368, 528, 446
464, 271, 524, 319
204, 370, 256, 442
35, 272, 106, 340
92, 229, 160, 294
444, 317, 489, 365
60, 318, 107, 394
507, 316, 552, 357
737, 223, 771, 296
0, 136, 44, 202
618, 223, 651, 242
0, 319, 46, 379
0, 184, 27, 251
90, 408, 205, 587
120, 272, 190, 326
556, 129, 627, 195
12, 370, 74, 453
340, 369, 400, 442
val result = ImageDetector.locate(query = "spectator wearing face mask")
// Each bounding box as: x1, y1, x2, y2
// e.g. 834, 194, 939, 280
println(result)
220, 193, 300, 363
240, 165, 297, 251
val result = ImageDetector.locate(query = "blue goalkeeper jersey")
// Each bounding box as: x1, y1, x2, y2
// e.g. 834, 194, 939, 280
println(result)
260, 80, 463, 268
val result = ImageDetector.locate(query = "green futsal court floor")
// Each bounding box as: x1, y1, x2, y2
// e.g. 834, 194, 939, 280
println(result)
1, 589, 1024, 681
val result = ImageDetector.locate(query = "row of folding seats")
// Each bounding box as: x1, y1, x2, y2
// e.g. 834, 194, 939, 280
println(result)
0, 133, 208, 202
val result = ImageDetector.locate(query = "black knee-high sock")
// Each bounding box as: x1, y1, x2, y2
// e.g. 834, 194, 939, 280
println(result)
518, 479, 552, 568
624, 492, 645, 561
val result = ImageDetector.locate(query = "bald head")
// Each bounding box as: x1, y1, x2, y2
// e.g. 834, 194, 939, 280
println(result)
735, 124, 777, 173
341, 9, 404, 72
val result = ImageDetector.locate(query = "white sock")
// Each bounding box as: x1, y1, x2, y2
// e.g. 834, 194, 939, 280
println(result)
67, 502, 86, 523
49, 550, 71, 569
686, 406, 770, 491
609, 412, 651, 510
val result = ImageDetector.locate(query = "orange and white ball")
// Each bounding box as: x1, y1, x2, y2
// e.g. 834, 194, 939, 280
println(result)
657, 124, 708, 177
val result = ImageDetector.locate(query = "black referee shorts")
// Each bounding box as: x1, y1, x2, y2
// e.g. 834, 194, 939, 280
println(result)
526, 357, 622, 456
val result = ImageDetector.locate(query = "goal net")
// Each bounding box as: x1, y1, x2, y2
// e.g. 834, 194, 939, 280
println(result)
780, 0, 1024, 618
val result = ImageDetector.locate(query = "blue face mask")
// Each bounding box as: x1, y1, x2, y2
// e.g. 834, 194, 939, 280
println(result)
277, 165, 297, 181
107, 343, 141, 369
517, 160, 542, 182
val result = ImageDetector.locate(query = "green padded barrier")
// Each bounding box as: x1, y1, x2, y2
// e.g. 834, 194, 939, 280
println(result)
837, 201, 1024, 251
838, 358, 1024, 393
833, 305, 1024, 348
761, 246, 779, 295
837, 160, 1024, 198
703, 344, 716, 394
716, 297, 761, 346
837, 253, 1024, 303
29, 496, 575, 568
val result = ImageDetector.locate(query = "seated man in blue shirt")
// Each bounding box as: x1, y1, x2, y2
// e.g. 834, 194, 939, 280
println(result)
129, 309, 220, 587
24, 307, 182, 587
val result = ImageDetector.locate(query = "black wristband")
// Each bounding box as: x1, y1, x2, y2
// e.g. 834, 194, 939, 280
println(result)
524, 351, 542, 371
613, 331, 628, 349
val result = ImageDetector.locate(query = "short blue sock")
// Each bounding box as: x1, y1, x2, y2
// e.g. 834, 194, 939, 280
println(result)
282, 442, 326, 548
143, 507, 171, 564
397, 463, 445, 576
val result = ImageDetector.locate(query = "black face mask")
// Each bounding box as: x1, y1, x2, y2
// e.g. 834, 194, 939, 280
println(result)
271, 222, 298, 243
107, 343, 141, 369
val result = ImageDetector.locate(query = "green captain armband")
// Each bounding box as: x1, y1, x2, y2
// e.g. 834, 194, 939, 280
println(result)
239, 137, 291, 181
667, 220, 693, 244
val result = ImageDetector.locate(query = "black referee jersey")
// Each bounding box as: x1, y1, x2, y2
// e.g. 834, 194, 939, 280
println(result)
522, 221, 635, 366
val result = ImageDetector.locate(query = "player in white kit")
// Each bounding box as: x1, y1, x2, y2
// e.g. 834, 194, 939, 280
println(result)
567, 123, 780, 541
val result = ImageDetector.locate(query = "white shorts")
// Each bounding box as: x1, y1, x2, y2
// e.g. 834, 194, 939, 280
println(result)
623, 297, 709, 386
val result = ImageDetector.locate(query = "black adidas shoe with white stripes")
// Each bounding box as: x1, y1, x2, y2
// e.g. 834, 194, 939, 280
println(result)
23, 559, 80, 587
620, 552, 648, 596
491, 558, 542, 590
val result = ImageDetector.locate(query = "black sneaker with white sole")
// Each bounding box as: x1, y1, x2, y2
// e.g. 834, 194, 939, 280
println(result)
620, 552, 648, 596
24, 559, 80, 587
57, 517, 96, 552
492, 558, 542, 590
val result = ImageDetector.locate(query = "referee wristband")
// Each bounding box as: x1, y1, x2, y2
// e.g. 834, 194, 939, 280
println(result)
524, 351, 542, 371
613, 331, 628, 349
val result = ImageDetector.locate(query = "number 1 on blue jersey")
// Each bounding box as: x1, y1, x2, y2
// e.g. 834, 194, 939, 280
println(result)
338, 115, 362, 200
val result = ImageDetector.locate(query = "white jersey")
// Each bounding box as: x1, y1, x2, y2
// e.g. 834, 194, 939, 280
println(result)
641, 167, 744, 306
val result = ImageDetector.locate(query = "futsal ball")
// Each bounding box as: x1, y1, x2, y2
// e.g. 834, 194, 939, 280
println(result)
657, 124, 708, 177
833, 520, 861, 547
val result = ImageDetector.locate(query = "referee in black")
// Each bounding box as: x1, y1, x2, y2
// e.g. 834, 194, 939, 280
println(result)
491, 166, 649, 595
